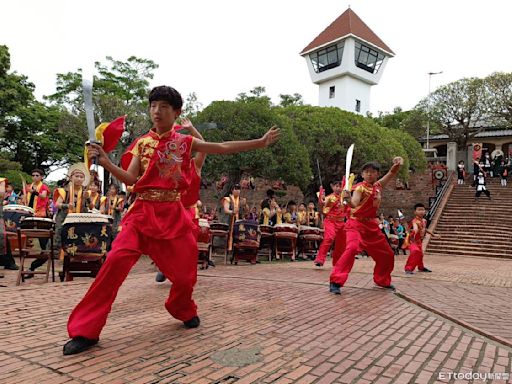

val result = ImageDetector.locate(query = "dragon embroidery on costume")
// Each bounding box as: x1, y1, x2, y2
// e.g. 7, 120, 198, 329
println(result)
156, 138, 188, 181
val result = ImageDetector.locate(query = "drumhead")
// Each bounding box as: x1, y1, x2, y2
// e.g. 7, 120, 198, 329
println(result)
198, 218, 210, 227
21, 217, 54, 223
63, 213, 110, 225
3, 204, 35, 214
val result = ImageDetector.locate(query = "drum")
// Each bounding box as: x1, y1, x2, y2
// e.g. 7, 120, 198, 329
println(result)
3, 205, 34, 232
20, 217, 55, 230
299, 225, 320, 237
232, 220, 260, 264
273, 223, 298, 260
197, 218, 211, 244
233, 220, 260, 248
274, 223, 299, 238
259, 225, 274, 237
61, 213, 112, 255
210, 222, 229, 233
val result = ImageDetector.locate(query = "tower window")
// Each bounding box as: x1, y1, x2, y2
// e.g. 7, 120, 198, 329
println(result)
354, 41, 385, 74
329, 86, 335, 99
355, 99, 361, 112
310, 43, 344, 73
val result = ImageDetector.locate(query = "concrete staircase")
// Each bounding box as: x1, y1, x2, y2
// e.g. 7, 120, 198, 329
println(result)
426, 178, 512, 259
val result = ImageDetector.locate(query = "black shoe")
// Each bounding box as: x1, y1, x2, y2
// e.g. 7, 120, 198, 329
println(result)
314, 262, 323, 267
207, 260, 216, 267
155, 272, 166, 282
329, 282, 342, 295
418, 267, 432, 273
23, 271, 34, 279
4, 264, 19, 270
183, 316, 200, 328
63, 337, 98, 355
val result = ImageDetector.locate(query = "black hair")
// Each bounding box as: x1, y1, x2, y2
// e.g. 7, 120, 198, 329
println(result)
361, 162, 380, 172
232, 184, 241, 190
266, 189, 275, 198
31, 168, 45, 176
414, 203, 425, 210
109, 184, 120, 192
148, 86, 183, 110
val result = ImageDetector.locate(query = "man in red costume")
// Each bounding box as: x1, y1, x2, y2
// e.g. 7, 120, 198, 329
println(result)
329, 157, 403, 294
63, 86, 279, 355
313, 180, 348, 267
404, 203, 440, 274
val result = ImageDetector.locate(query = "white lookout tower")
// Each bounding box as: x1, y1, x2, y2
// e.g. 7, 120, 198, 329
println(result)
300, 8, 394, 115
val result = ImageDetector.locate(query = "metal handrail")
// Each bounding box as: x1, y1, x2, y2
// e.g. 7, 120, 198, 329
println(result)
426, 171, 454, 224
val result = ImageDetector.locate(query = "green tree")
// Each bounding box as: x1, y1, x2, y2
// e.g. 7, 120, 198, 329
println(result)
416, 78, 487, 149
0, 45, 80, 174
276, 105, 416, 199
45, 55, 159, 162
484, 72, 512, 127
182, 92, 203, 119
279, 93, 304, 107
196, 99, 311, 195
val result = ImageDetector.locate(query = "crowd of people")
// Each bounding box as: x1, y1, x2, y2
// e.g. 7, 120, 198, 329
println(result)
0, 166, 131, 272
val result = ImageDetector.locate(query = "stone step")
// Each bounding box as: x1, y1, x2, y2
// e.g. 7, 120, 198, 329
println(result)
427, 240, 512, 251
435, 224, 505, 231
425, 246, 512, 258
425, 251, 512, 260
431, 235, 512, 244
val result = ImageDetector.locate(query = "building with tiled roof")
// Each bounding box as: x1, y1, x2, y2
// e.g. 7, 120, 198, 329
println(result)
301, 8, 394, 115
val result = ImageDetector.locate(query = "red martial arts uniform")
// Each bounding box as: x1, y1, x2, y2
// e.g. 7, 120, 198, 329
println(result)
314, 193, 347, 266
67, 128, 198, 340
330, 181, 394, 287
404, 216, 426, 272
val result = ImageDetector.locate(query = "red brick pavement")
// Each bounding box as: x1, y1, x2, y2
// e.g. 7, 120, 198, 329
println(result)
1, 255, 511, 383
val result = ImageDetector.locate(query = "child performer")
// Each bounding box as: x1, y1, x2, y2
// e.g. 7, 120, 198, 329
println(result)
27, 164, 90, 277
404, 203, 440, 274
63, 85, 279, 355
87, 179, 106, 212
313, 180, 348, 267
329, 157, 403, 294
475, 172, 491, 200
155, 118, 207, 283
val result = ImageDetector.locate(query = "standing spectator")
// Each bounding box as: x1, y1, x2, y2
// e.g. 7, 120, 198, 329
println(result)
395, 219, 407, 255
498, 160, 508, 187
457, 161, 465, 185
482, 153, 492, 177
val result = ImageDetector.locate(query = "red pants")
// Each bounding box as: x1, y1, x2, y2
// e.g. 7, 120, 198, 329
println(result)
67, 222, 198, 340
404, 243, 424, 271
314, 220, 346, 266
330, 219, 394, 287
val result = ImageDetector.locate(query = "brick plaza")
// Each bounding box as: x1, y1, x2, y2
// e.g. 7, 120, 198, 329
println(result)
1, 254, 511, 383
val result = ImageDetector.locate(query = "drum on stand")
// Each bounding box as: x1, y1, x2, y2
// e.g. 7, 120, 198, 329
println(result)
258, 225, 274, 261
20, 217, 55, 230
3, 205, 34, 232
60, 213, 112, 281
232, 220, 260, 265
273, 223, 299, 261
298, 225, 322, 259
